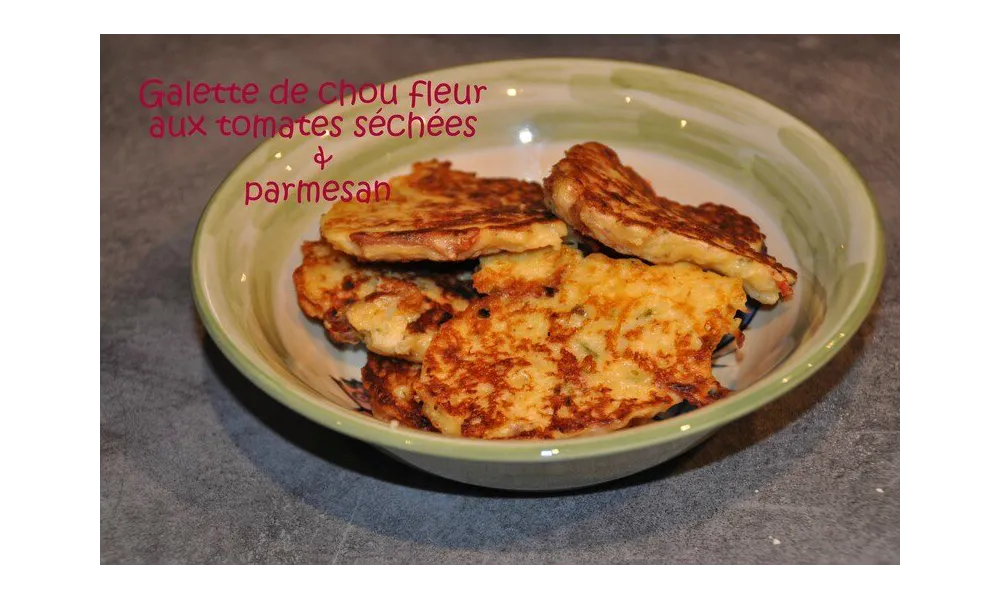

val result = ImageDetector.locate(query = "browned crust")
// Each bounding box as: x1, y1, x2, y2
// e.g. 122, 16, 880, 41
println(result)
418, 248, 743, 439
292, 240, 475, 350
360, 353, 438, 432
403, 159, 550, 210
348, 221, 552, 263
419, 295, 729, 439
292, 241, 363, 344
543, 142, 797, 298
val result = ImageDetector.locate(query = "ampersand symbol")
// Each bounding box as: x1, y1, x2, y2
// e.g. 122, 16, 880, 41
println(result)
313, 146, 333, 170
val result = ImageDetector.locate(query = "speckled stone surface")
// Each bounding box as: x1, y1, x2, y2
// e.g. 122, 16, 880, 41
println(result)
100, 35, 899, 564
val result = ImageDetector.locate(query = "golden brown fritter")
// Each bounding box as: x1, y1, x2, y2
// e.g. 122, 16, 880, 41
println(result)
361, 353, 437, 431
544, 142, 796, 304
292, 240, 474, 361
320, 160, 567, 262
416, 246, 747, 439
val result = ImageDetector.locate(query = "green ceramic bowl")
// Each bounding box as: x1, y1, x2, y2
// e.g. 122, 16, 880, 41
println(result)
192, 59, 884, 491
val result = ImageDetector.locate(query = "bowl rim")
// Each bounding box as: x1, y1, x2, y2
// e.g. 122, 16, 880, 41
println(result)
191, 57, 885, 463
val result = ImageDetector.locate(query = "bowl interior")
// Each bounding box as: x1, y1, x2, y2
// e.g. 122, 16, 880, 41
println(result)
193, 59, 882, 461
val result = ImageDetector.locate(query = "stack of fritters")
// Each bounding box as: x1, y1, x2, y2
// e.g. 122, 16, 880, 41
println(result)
294, 144, 797, 439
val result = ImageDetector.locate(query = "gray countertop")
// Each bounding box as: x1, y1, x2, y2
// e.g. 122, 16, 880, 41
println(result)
100, 35, 899, 564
